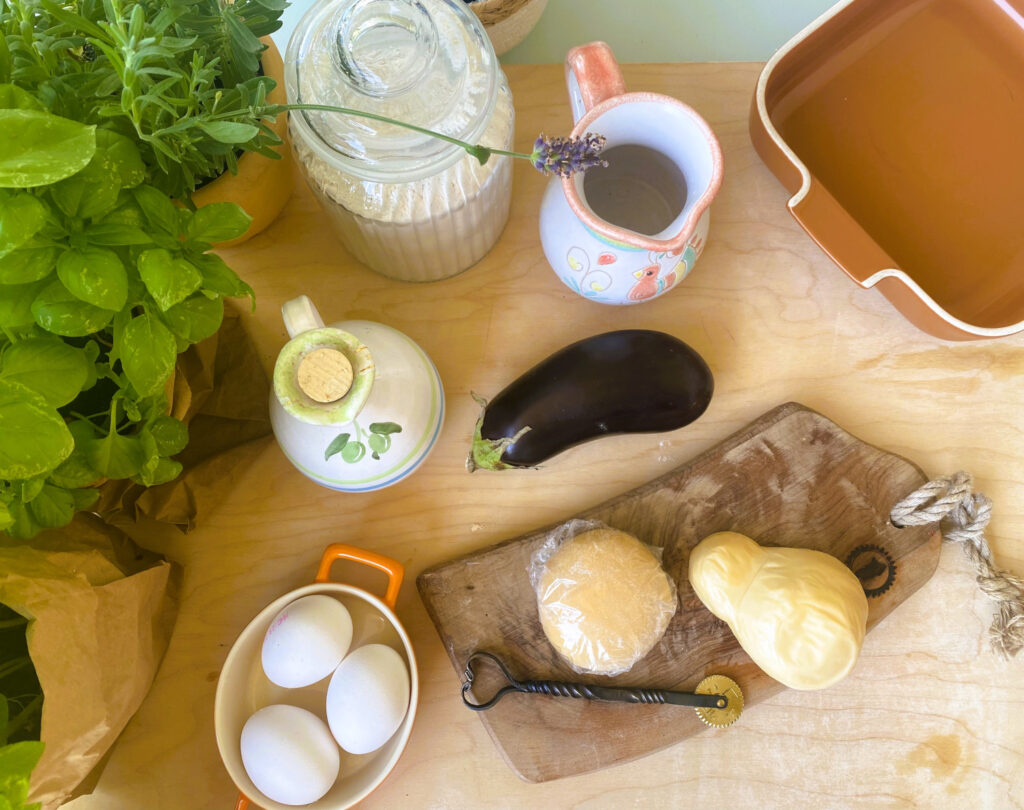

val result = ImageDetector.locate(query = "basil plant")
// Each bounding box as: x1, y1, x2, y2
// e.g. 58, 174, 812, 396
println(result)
0, 87, 254, 539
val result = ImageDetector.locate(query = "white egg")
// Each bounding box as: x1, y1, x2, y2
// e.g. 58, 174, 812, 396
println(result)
240, 704, 339, 806
325, 644, 410, 755
262, 595, 353, 688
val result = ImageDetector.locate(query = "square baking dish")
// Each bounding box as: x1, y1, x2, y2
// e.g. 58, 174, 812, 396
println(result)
751, 0, 1024, 340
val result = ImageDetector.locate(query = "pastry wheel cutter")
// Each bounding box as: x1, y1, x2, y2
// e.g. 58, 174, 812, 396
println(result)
461, 651, 743, 728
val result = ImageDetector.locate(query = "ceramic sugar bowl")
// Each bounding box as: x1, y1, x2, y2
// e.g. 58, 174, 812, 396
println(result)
270, 297, 444, 492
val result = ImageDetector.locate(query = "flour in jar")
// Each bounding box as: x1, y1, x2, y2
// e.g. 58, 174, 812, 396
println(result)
292, 86, 515, 225
286, 0, 516, 280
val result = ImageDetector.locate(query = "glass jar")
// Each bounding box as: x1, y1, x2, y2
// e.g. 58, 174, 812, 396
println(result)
285, 0, 515, 282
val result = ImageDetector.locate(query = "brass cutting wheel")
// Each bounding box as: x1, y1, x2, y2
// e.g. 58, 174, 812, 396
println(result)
694, 674, 744, 728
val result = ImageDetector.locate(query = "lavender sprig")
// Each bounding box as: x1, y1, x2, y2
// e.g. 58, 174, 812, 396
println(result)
256, 103, 607, 178
529, 133, 608, 177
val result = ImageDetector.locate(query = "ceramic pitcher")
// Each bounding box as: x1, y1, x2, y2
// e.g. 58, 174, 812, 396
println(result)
539, 42, 724, 305
270, 296, 444, 492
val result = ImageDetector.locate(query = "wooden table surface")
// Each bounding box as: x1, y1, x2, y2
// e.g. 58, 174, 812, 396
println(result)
66, 63, 1024, 810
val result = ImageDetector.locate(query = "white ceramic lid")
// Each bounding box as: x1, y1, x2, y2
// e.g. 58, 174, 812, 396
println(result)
285, 0, 499, 181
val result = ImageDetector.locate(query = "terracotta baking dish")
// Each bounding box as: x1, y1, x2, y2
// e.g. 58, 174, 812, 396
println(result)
750, 0, 1024, 340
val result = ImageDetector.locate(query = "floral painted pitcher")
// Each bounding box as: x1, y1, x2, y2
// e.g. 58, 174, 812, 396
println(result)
539, 42, 723, 305
269, 296, 444, 492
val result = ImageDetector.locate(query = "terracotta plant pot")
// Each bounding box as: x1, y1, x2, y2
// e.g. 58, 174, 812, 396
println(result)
191, 38, 293, 248
469, 0, 548, 56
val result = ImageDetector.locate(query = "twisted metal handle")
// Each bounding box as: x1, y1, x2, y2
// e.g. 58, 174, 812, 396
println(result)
461, 651, 726, 711
518, 681, 670, 703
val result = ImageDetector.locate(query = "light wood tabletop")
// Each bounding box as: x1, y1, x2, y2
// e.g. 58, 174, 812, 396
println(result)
65, 63, 1024, 810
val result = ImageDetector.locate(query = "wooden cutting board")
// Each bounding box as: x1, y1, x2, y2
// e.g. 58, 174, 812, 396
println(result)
416, 402, 941, 783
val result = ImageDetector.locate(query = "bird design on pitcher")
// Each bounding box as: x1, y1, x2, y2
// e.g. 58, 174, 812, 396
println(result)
628, 263, 661, 301
627, 251, 682, 301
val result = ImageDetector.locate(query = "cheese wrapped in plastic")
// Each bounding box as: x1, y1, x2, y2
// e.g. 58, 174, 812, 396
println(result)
688, 531, 868, 690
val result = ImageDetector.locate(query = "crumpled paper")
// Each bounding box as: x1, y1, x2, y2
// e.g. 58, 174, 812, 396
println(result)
94, 301, 273, 530
0, 516, 180, 810
0, 300, 271, 806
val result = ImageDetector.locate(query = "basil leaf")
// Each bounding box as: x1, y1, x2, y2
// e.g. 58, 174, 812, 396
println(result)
84, 429, 146, 479
50, 172, 120, 221
0, 336, 89, 407
160, 294, 223, 343
192, 252, 254, 303
186, 202, 251, 243
0, 378, 74, 478
122, 396, 142, 423
0, 742, 44, 794
49, 446, 102, 488
133, 185, 180, 236
147, 415, 188, 456
0, 279, 48, 328
0, 83, 43, 111
19, 476, 45, 502
137, 248, 202, 311
0, 245, 59, 284
49, 136, 130, 220
28, 483, 75, 528
72, 486, 100, 510
199, 121, 259, 143
120, 313, 176, 396
68, 418, 97, 445
83, 222, 152, 246
31, 280, 115, 336
6, 497, 42, 539
95, 129, 145, 189
98, 193, 147, 229
0, 109, 96, 187
56, 247, 128, 311
0, 192, 46, 257
132, 456, 182, 487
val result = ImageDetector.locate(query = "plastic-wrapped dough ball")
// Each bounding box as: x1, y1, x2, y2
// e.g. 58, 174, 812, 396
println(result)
536, 528, 678, 675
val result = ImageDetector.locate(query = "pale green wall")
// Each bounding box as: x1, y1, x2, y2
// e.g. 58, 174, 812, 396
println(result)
502, 0, 837, 62
273, 0, 839, 63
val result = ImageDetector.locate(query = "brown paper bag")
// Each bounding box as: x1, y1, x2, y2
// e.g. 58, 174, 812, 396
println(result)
0, 516, 180, 809
95, 301, 273, 531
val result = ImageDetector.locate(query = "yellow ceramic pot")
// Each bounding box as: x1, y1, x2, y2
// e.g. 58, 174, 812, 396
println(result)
191, 38, 293, 248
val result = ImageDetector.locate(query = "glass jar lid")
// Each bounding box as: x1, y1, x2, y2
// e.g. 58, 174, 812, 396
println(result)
285, 0, 500, 182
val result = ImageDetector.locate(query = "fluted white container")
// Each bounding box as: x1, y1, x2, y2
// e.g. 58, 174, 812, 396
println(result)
286, 0, 514, 282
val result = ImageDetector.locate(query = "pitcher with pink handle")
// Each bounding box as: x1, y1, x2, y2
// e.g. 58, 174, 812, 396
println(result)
539, 42, 724, 305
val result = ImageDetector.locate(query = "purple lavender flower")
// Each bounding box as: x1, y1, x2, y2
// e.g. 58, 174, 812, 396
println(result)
530, 132, 608, 178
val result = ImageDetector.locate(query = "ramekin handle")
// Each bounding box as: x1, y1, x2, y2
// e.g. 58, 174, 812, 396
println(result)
315, 544, 404, 609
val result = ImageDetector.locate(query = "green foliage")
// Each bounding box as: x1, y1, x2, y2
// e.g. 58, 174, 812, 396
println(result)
0, 604, 43, 810
0, 110, 95, 188
0, 0, 287, 201
0, 0, 269, 539
0, 740, 44, 810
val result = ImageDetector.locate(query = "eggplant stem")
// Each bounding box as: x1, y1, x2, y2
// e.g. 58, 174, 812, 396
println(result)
466, 392, 531, 472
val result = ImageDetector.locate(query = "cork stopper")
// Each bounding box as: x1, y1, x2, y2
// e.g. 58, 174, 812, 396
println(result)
296, 347, 354, 403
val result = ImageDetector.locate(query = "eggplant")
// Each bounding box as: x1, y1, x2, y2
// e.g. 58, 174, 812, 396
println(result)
467, 330, 713, 471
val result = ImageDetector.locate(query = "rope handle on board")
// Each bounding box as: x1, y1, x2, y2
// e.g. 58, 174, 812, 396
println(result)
890, 471, 1024, 659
